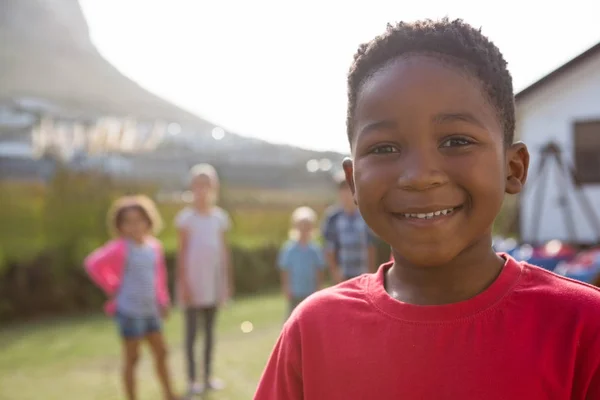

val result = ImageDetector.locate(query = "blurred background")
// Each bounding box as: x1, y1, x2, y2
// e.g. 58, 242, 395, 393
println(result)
1, 0, 600, 399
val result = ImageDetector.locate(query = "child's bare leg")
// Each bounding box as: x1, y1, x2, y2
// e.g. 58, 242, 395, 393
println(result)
146, 331, 177, 400
122, 338, 142, 400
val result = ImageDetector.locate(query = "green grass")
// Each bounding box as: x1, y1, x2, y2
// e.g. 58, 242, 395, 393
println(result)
0, 294, 285, 400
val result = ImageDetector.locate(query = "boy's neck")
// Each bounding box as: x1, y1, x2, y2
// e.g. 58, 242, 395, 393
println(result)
298, 236, 310, 245
386, 236, 504, 306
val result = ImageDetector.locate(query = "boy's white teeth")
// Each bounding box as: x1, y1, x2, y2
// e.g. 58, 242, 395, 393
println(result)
403, 208, 455, 219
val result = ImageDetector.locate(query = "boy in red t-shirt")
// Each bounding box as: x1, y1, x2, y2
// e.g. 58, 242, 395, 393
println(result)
254, 18, 600, 400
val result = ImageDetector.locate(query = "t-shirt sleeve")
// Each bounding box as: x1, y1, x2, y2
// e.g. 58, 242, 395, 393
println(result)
278, 243, 291, 271
174, 208, 191, 230
254, 321, 303, 400
217, 208, 231, 232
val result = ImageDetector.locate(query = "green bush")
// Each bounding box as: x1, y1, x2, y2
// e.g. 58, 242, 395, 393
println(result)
0, 181, 46, 268
0, 169, 303, 321
0, 239, 392, 321
0, 244, 283, 321
228, 242, 281, 294
0, 169, 393, 322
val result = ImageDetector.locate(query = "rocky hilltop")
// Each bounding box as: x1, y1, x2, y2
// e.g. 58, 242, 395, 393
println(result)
0, 0, 345, 191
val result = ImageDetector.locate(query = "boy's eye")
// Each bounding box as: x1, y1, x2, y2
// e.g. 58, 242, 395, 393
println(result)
371, 145, 399, 154
440, 137, 473, 148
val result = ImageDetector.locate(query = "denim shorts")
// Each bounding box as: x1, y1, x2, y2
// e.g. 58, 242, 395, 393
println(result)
115, 311, 161, 339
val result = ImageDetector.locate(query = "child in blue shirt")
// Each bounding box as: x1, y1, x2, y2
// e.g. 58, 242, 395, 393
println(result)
278, 206, 325, 316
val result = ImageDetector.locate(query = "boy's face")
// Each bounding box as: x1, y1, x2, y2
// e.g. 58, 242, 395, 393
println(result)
296, 219, 313, 238
344, 55, 528, 267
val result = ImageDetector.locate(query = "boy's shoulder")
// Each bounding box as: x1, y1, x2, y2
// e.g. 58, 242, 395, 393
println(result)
281, 239, 297, 251
322, 205, 343, 222
509, 261, 600, 348
289, 259, 600, 327
289, 274, 371, 323
518, 260, 600, 313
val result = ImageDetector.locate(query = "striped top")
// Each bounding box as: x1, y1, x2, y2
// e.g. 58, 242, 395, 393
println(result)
115, 239, 158, 317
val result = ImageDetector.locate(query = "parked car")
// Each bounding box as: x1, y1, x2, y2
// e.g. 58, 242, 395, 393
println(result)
494, 238, 577, 272
526, 240, 577, 271
554, 248, 600, 285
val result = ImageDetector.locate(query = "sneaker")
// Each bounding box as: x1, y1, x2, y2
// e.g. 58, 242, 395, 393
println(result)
206, 377, 226, 391
188, 382, 205, 396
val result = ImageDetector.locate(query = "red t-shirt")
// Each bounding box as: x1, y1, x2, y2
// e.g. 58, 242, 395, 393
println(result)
255, 255, 600, 399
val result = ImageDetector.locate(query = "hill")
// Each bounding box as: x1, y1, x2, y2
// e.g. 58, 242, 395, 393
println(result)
0, 0, 346, 191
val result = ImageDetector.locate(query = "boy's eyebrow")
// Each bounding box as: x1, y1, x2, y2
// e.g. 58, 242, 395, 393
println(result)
432, 112, 486, 129
358, 120, 397, 136
358, 112, 487, 137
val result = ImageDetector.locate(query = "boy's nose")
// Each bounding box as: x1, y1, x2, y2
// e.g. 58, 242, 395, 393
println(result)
396, 150, 448, 191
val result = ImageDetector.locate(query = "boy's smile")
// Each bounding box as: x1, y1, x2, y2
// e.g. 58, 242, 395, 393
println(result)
391, 204, 463, 226
345, 55, 528, 268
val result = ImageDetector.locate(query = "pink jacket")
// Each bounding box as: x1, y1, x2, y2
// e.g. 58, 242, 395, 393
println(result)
84, 237, 171, 315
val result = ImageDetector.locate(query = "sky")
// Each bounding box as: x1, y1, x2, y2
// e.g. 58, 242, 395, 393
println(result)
79, 0, 600, 153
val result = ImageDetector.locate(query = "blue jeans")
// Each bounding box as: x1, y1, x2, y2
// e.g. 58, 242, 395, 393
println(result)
115, 311, 162, 339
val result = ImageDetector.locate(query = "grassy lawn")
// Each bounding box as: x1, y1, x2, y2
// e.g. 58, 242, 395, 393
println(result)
0, 293, 285, 400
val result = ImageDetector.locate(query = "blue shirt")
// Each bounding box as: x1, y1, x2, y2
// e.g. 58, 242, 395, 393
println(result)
278, 240, 325, 297
321, 206, 376, 278
116, 240, 158, 317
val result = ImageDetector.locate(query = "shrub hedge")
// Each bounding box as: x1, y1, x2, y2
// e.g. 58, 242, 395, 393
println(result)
0, 168, 391, 321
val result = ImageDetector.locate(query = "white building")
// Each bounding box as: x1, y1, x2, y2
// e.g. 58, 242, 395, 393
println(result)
516, 41, 600, 245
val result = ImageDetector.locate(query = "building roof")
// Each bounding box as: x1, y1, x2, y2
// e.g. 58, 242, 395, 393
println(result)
515, 41, 600, 102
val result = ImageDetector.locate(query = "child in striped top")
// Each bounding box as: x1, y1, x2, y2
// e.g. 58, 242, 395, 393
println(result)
85, 195, 181, 400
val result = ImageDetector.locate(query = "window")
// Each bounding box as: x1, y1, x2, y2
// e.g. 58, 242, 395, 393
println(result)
573, 120, 600, 184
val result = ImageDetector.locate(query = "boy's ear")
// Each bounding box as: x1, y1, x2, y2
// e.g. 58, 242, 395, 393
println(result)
342, 158, 356, 197
505, 142, 530, 195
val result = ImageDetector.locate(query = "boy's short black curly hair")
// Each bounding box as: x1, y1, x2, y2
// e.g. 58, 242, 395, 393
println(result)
347, 18, 515, 146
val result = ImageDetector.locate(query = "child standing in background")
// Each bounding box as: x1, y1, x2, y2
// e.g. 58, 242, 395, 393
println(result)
175, 164, 233, 396
321, 173, 377, 282
278, 206, 325, 317
84, 195, 180, 400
